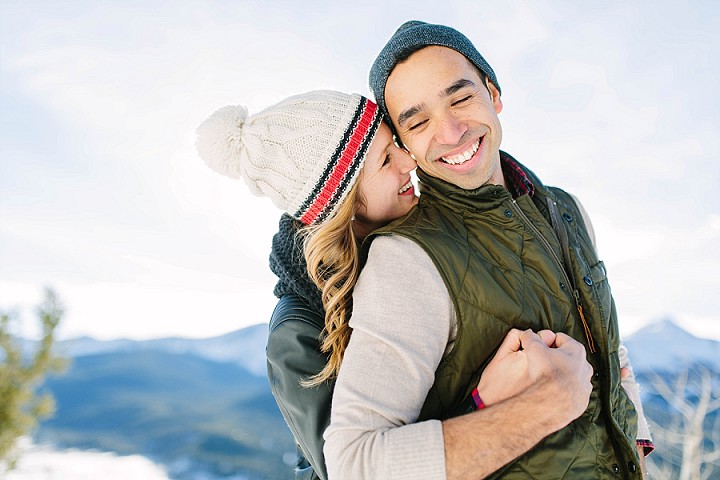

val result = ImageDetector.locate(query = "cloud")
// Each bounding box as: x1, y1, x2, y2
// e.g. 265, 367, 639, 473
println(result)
1, 0, 718, 340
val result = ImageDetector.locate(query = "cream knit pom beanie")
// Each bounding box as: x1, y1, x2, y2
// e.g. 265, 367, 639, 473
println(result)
196, 90, 382, 225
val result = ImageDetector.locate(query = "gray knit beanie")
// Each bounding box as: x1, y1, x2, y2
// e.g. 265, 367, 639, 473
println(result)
196, 90, 382, 225
369, 20, 500, 119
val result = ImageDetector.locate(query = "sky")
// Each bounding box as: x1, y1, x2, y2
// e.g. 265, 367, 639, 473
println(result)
1, 0, 718, 342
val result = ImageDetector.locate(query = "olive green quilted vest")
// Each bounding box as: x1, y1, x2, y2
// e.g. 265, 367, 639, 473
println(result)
369, 154, 641, 479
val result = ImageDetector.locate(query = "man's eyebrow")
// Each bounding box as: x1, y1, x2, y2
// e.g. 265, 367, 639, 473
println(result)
444, 79, 476, 96
397, 104, 426, 128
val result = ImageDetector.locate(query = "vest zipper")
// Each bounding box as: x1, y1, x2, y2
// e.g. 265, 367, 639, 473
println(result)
510, 199, 596, 353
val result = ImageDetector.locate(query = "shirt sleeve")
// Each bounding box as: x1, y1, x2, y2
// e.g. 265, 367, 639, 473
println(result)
618, 341, 655, 454
323, 236, 454, 479
569, 193, 597, 248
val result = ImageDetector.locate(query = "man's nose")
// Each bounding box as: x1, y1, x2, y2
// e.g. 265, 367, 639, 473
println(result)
434, 114, 467, 146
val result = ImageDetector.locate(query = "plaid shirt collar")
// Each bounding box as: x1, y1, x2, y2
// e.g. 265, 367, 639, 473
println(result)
500, 151, 535, 198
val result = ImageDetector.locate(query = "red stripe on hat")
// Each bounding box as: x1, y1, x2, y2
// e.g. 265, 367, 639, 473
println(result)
300, 101, 378, 225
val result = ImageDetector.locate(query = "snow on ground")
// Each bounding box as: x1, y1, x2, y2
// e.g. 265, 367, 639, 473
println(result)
4, 438, 169, 480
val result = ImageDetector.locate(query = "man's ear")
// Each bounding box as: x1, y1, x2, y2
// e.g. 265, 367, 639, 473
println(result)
487, 80, 503, 114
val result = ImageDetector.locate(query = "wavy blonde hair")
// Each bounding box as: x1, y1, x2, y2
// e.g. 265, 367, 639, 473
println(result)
301, 180, 364, 387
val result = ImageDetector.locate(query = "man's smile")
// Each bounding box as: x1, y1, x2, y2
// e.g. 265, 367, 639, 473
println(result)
438, 136, 483, 165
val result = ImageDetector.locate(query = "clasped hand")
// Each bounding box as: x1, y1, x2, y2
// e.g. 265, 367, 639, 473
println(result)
476, 329, 593, 424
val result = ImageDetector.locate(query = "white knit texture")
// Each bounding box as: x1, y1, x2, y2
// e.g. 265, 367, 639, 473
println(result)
195, 91, 371, 220
195, 104, 248, 180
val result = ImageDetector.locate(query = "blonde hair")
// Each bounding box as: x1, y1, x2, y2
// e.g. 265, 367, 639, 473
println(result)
301, 180, 363, 387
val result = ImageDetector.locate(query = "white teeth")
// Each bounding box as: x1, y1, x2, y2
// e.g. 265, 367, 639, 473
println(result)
398, 179, 413, 194
441, 139, 480, 165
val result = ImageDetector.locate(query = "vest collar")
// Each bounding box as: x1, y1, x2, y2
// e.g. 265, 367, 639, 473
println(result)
417, 151, 537, 213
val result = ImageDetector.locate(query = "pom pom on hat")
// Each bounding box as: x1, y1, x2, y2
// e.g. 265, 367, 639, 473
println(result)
195, 104, 249, 180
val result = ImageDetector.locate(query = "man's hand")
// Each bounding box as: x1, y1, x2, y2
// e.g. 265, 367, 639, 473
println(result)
522, 330, 594, 429
477, 328, 556, 405
478, 329, 592, 428
443, 330, 594, 480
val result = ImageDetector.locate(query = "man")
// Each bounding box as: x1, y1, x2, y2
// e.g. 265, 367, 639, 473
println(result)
323, 21, 651, 479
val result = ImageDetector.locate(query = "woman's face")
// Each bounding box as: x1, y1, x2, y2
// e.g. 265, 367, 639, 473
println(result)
354, 122, 418, 237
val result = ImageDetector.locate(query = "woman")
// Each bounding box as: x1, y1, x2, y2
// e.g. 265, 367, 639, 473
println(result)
197, 90, 486, 479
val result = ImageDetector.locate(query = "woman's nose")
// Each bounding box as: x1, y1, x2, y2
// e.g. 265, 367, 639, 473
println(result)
395, 148, 417, 173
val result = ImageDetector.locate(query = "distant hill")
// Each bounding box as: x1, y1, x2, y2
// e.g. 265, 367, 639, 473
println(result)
36, 324, 294, 480
53, 323, 269, 377
623, 319, 720, 479
624, 318, 720, 373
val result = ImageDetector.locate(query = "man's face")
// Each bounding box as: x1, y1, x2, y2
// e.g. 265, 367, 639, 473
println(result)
385, 46, 505, 190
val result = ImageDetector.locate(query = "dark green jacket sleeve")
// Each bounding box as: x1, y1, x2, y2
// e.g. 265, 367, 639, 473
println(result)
267, 294, 333, 480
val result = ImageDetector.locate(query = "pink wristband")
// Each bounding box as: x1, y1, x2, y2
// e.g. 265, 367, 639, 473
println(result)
472, 388, 486, 410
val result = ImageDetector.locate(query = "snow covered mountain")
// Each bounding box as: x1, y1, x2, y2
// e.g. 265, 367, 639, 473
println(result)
623, 319, 720, 373
18, 323, 285, 479
54, 323, 269, 377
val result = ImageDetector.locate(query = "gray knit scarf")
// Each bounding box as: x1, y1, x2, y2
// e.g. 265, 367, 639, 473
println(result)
269, 214, 325, 315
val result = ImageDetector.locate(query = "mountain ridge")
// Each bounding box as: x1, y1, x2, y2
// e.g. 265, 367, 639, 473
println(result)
38, 347, 294, 480
624, 318, 720, 373
53, 323, 269, 377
